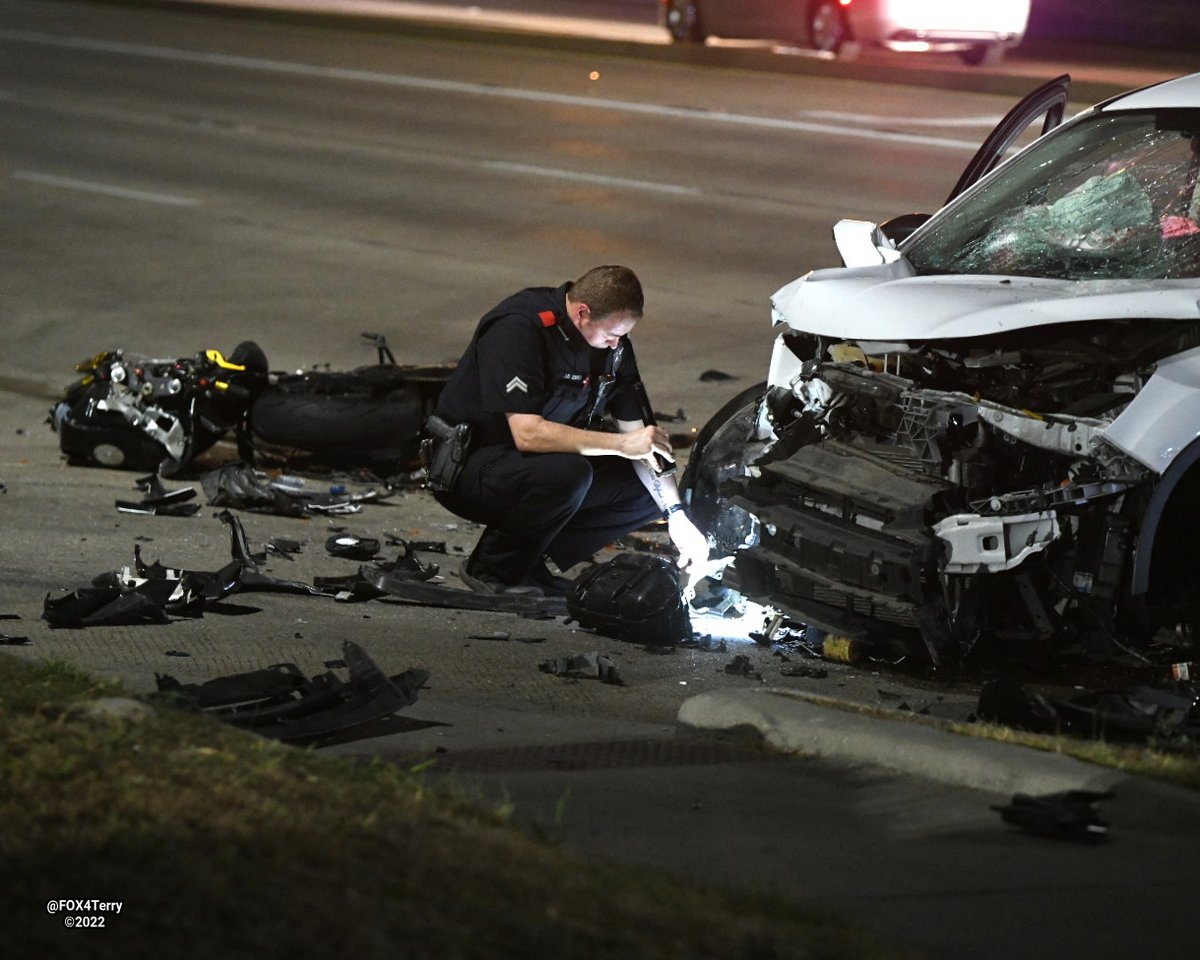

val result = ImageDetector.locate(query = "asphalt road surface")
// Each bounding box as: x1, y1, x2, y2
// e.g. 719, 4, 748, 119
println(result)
4, 5, 1198, 959
3, 0, 1086, 424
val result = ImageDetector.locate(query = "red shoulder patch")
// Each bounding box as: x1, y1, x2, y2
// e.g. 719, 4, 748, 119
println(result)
538, 310, 558, 327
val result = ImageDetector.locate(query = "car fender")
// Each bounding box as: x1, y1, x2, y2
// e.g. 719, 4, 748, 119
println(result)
1105, 345, 1200, 473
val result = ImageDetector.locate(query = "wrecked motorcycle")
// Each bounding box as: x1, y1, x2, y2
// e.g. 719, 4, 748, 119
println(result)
50, 335, 452, 477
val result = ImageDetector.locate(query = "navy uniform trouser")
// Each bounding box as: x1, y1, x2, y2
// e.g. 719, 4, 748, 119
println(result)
434, 444, 661, 585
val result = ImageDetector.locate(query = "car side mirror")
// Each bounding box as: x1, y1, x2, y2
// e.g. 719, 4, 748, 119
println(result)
832, 219, 901, 268
879, 212, 932, 245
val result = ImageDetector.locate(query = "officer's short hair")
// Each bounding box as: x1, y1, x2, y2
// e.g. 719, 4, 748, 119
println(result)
572, 265, 644, 320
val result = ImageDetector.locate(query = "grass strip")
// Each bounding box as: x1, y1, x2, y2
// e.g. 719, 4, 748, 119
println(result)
0, 654, 910, 960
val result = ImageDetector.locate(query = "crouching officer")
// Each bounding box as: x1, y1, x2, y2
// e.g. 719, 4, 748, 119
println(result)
423, 265, 709, 597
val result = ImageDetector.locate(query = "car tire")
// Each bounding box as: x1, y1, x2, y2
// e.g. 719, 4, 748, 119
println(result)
807, 0, 849, 54
960, 43, 1005, 67
664, 0, 705, 43
680, 382, 766, 556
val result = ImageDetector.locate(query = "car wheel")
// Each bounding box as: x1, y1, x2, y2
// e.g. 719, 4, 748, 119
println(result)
680, 382, 766, 557
808, 0, 849, 53
959, 43, 1005, 67
664, 0, 705, 43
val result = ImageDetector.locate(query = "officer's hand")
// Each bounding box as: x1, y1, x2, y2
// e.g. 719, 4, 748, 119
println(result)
620, 425, 674, 469
667, 511, 709, 575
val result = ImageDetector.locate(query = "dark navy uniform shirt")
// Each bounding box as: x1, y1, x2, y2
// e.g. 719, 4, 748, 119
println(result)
434, 282, 643, 449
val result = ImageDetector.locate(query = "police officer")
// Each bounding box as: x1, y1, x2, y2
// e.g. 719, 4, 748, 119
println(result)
430, 265, 709, 596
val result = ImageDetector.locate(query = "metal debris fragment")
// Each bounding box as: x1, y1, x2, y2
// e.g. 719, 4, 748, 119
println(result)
538, 652, 622, 685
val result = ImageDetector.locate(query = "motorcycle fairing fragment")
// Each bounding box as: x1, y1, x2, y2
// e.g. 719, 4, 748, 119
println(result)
41, 511, 335, 627
156, 640, 429, 742
115, 474, 200, 517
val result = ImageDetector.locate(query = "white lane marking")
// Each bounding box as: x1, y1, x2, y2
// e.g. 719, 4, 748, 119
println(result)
12, 171, 200, 206
0, 29, 982, 151
799, 110, 1005, 128
483, 160, 699, 195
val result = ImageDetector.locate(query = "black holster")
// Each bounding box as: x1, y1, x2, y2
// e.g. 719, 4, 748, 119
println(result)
420, 414, 472, 493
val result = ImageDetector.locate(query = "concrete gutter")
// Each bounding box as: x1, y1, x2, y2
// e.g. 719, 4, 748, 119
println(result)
679, 687, 1126, 796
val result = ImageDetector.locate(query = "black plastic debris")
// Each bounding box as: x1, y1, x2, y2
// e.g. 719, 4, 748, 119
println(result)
992, 790, 1113, 842
723, 654, 757, 676
538, 652, 622, 685
266, 537, 304, 560
325, 534, 381, 560
116, 474, 200, 517
43, 511, 332, 627
43, 565, 211, 628
155, 640, 429, 742
652, 407, 687, 423
699, 369, 736, 382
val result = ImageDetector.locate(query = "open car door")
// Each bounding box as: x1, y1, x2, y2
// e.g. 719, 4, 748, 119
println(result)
945, 74, 1070, 204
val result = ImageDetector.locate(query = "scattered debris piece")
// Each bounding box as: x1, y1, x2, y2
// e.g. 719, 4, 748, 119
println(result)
42, 510, 337, 627
0, 633, 31, 646
538, 652, 622, 685
467, 632, 547, 644
266, 537, 304, 560
384, 534, 447, 554
699, 369, 736, 382
653, 407, 687, 423
821, 635, 865, 663
156, 640, 428, 742
201, 462, 380, 516
164, 650, 191, 658
680, 635, 728, 653
992, 790, 1113, 842
722, 654, 757, 676
780, 664, 827, 679
116, 475, 200, 517
325, 534, 381, 560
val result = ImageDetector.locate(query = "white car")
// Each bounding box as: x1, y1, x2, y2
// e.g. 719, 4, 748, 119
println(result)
661, 0, 1030, 66
683, 73, 1200, 665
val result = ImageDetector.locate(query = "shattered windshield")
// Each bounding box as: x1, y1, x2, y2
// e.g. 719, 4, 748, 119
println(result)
904, 109, 1200, 280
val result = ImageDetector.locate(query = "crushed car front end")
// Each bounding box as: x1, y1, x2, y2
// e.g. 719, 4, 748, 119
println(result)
696, 78, 1200, 665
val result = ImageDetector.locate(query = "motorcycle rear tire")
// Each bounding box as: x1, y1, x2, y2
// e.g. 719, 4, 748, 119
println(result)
248, 389, 426, 471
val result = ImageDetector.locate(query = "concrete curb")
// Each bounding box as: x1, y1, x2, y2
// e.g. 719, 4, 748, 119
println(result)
678, 687, 1125, 796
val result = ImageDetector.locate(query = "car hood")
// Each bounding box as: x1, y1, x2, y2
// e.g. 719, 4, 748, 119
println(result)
771, 261, 1200, 341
